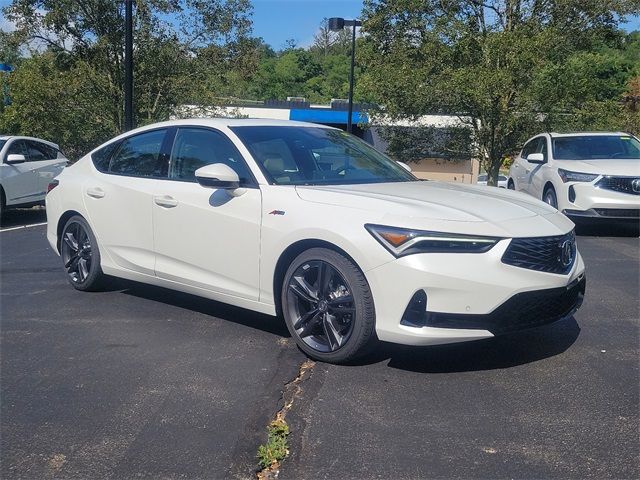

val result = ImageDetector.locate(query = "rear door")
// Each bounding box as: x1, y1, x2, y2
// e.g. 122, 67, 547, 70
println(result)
24, 140, 67, 198
83, 128, 169, 276
152, 126, 262, 300
1, 139, 37, 205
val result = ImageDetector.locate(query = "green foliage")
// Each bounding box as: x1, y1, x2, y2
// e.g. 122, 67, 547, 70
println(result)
256, 418, 289, 470
360, 0, 640, 184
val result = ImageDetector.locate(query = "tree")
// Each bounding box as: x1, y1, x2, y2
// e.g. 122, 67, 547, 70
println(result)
1, 0, 253, 156
360, 0, 640, 185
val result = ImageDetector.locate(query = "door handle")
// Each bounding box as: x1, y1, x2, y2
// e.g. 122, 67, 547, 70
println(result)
153, 195, 178, 208
86, 187, 105, 199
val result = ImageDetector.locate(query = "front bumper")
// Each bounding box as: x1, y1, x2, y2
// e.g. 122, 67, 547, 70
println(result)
365, 238, 586, 346
559, 180, 640, 218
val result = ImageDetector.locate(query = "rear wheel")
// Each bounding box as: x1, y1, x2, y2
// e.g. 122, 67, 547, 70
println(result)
282, 248, 377, 363
543, 186, 558, 209
60, 215, 106, 291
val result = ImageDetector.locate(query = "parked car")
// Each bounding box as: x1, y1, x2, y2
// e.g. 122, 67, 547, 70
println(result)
0, 135, 68, 216
46, 119, 585, 363
477, 173, 508, 188
508, 132, 640, 221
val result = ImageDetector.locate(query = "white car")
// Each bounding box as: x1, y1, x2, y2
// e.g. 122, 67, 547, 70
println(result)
0, 135, 68, 215
46, 119, 585, 363
477, 174, 508, 188
508, 132, 640, 220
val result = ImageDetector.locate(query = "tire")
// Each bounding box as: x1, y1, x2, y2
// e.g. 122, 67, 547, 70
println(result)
60, 215, 106, 291
281, 248, 377, 363
507, 179, 515, 190
0, 187, 5, 222
543, 186, 558, 209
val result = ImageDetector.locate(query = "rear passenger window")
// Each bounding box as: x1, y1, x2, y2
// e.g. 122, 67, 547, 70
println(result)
109, 129, 167, 177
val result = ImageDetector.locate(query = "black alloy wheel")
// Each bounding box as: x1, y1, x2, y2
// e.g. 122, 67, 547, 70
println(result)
60, 216, 105, 291
282, 248, 377, 363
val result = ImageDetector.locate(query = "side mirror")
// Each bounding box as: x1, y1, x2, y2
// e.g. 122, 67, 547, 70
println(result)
397, 161, 412, 172
527, 153, 545, 164
194, 163, 246, 197
6, 153, 26, 164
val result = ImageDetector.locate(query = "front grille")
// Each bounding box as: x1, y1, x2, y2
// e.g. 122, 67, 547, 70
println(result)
427, 276, 586, 335
594, 208, 640, 218
596, 176, 640, 195
502, 231, 576, 275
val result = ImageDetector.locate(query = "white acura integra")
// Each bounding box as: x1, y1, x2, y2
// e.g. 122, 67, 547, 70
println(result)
46, 119, 585, 363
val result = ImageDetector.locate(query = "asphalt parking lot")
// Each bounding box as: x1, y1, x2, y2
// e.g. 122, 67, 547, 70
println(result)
1, 210, 638, 479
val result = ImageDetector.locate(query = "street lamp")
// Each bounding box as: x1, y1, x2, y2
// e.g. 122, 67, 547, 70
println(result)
328, 17, 362, 134
124, 0, 134, 131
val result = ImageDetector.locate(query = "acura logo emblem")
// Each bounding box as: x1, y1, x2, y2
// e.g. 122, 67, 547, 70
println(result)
632, 179, 640, 193
560, 239, 574, 268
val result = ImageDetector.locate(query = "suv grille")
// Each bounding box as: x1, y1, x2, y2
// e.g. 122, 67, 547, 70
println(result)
596, 176, 640, 195
502, 231, 576, 275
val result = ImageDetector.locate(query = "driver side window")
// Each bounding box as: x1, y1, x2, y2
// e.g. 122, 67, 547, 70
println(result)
521, 138, 540, 159
169, 128, 253, 185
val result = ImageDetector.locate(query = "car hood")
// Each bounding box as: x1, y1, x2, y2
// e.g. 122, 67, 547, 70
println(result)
554, 159, 640, 176
295, 181, 573, 237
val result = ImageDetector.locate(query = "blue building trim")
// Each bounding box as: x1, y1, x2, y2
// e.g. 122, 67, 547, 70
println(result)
289, 109, 368, 125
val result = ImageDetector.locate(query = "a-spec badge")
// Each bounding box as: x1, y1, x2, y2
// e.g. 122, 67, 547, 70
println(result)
268, 210, 286, 216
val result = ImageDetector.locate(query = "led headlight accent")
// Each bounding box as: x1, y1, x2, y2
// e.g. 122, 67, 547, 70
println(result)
558, 169, 598, 183
365, 224, 502, 257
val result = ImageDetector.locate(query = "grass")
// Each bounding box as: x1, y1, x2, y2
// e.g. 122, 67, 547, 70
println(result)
256, 418, 290, 470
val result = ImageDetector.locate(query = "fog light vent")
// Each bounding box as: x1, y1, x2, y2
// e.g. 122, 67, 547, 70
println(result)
400, 290, 428, 327
568, 185, 576, 203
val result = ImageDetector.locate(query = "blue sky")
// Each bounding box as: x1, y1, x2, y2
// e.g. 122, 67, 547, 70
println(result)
0, 0, 638, 49
252, 0, 363, 49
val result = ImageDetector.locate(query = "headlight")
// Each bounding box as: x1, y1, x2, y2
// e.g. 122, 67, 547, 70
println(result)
365, 224, 502, 257
557, 169, 598, 183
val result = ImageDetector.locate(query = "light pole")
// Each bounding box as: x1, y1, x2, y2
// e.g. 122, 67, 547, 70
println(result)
124, 0, 134, 131
328, 17, 361, 134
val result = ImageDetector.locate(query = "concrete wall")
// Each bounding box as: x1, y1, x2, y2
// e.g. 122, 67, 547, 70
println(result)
410, 158, 480, 184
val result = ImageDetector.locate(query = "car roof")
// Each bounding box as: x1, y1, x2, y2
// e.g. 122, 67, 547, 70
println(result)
135, 118, 335, 131
0, 135, 60, 149
548, 131, 631, 138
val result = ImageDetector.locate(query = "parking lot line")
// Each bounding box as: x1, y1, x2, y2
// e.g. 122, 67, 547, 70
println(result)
0, 222, 47, 232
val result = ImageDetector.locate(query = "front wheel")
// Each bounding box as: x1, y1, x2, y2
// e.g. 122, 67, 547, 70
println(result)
60, 215, 106, 291
507, 179, 515, 190
282, 248, 377, 363
543, 186, 558, 209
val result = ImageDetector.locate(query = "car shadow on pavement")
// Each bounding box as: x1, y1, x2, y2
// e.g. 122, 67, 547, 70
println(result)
110, 277, 291, 338
574, 220, 639, 237
355, 317, 581, 373
0, 206, 47, 229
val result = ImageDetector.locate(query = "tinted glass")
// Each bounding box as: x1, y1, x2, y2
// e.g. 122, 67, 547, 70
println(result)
109, 129, 167, 177
231, 126, 416, 186
92, 141, 121, 172
0, 140, 6, 151
552, 135, 640, 160
477, 174, 487, 181
25, 141, 56, 161
6, 140, 26, 157
169, 128, 253, 184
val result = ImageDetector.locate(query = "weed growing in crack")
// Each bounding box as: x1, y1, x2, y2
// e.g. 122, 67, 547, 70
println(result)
257, 418, 290, 469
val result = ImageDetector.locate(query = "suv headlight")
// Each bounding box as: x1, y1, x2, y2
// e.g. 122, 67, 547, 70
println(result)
365, 224, 501, 257
558, 169, 598, 183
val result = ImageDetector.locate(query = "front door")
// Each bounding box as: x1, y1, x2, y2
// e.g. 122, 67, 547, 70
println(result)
152, 127, 262, 300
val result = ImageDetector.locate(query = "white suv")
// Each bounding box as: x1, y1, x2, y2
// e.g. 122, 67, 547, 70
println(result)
508, 132, 640, 220
0, 136, 68, 215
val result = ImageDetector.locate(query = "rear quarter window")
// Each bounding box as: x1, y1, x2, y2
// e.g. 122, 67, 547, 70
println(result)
91, 142, 121, 172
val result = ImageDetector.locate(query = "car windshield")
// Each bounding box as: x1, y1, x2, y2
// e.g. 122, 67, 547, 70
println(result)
552, 135, 640, 160
230, 126, 417, 186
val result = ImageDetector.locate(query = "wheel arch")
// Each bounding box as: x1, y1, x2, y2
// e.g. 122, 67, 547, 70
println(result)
543, 181, 556, 196
56, 210, 83, 253
272, 239, 361, 317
